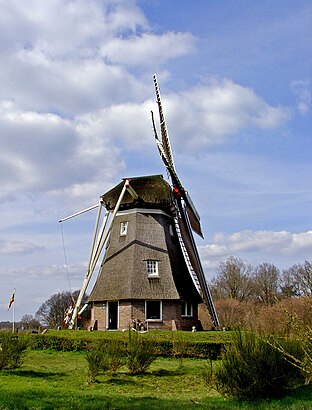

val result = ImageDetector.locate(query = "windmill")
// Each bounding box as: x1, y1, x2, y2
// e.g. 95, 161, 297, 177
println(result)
63, 75, 219, 330
151, 74, 219, 327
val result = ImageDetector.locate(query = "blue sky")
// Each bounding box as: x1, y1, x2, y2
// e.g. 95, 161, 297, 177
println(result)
0, 0, 311, 321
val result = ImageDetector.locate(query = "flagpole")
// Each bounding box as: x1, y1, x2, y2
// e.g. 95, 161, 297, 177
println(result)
12, 301, 15, 333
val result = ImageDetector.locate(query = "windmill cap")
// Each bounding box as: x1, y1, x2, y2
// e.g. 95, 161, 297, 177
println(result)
101, 174, 175, 213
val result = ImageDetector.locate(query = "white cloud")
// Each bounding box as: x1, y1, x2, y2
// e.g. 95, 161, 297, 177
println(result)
291, 231, 312, 252
77, 100, 153, 149
103, 32, 196, 66
0, 104, 79, 200
77, 77, 289, 156
1, 2, 116, 115
198, 230, 312, 280
0, 99, 128, 204
200, 230, 312, 262
2, 50, 146, 115
156, 78, 289, 150
290, 79, 311, 115
0, 0, 148, 58
220, 230, 291, 253
0, 75, 291, 206
26, 263, 83, 280
0, 240, 44, 255
0, 0, 292, 208
0, 1, 193, 116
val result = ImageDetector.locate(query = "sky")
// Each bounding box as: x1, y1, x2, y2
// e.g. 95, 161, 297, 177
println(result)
0, 0, 311, 321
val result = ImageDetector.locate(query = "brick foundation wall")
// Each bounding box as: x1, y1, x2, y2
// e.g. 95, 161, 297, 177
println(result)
161, 301, 200, 331
118, 301, 133, 329
91, 299, 200, 331
92, 303, 106, 330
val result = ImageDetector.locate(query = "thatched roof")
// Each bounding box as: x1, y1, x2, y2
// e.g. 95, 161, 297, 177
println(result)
89, 211, 202, 303
101, 174, 175, 214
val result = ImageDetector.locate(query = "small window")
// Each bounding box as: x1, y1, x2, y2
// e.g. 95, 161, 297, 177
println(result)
169, 224, 174, 236
120, 221, 128, 236
181, 301, 193, 317
145, 260, 159, 277
145, 300, 162, 321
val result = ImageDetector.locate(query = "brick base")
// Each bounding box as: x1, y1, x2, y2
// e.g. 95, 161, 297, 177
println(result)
90, 300, 202, 331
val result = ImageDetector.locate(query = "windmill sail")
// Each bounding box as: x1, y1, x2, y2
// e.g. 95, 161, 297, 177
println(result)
153, 74, 175, 171
177, 202, 219, 326
152, 74, 219, 326
152, 74, 203, 238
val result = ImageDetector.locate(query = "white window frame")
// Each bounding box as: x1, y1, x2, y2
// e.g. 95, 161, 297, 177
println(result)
120, 221, 129, 236
181, 301, 193, 317
145, 260, 159, 277
145, 300, 162, 321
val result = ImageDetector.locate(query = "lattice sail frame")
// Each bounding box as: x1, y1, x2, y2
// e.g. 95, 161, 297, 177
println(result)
151, 74, 219, 327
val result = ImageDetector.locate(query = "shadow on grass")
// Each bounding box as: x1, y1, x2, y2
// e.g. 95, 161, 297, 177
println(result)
0, 387, 312, 410
289, 383, 312, 400
0, 390, 218, 410
117, 368, 184, 379
150, 368, 184, 377
7, 369, 66, 379
104, 377, 137, 386
92, 369, 183, 386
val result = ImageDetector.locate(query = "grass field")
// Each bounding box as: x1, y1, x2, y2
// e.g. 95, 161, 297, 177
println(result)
0, 349, 311, 410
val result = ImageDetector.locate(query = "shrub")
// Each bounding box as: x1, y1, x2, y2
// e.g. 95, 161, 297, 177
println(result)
126, 330, 156, 375
86, 348, 105, 383
86, 340, 126, 382
0, 333, 28, 370
203, 330, 304, 400
267, 306, 312, 384
103, 341, 125, 376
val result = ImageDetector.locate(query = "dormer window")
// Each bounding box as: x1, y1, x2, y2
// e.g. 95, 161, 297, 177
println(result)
145, 260, 159, 277
120, 221, 128, 236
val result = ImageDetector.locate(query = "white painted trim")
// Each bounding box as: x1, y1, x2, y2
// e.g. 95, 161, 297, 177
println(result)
116, 208, 173, 218
106, 301, 119, 330
145, 300, 162, 321
181, 301, 193, 317
145, 260, 159, 277
120, 221, 129, 236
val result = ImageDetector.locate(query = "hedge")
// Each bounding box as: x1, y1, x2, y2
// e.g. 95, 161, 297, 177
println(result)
25, 333, 225, 359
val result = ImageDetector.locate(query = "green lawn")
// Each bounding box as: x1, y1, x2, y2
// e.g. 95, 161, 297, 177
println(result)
0, 350, 311, 410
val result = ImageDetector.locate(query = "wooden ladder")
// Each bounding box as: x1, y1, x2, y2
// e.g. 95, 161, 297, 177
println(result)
175, 217, 201, 294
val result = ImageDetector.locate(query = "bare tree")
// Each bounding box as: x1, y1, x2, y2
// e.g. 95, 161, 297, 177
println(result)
20, 314, 41, 330
35, 290, 88, 328
214, 298, 247, 329
210, 256, 253, 301
295, 261, 312, 296
280, 267, 301, 298
252, 263, 280, 305
281, 261, 312, 297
